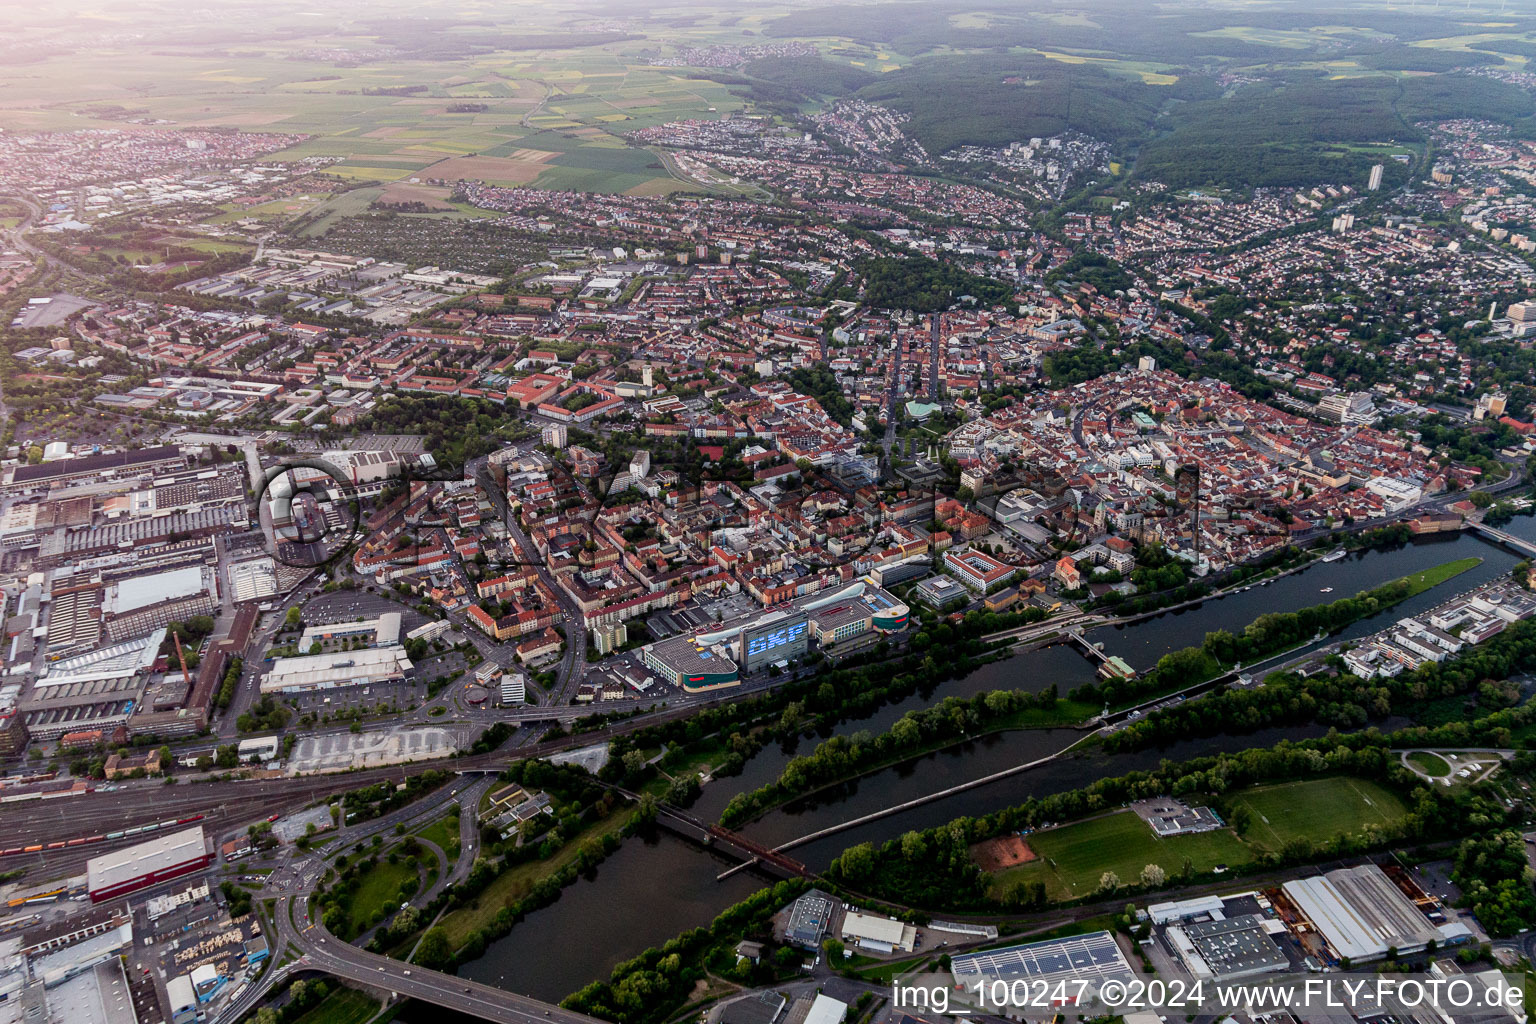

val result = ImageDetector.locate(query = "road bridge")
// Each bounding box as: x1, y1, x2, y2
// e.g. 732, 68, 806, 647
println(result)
1468, 521, 1536, 558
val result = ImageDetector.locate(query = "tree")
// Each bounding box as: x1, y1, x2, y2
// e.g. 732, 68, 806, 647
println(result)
285, 606, 303, 630
837, 842, 877, 882
416, 927, 453, 968
1098, 871, 1121, 894
1140, 863, 1167, 888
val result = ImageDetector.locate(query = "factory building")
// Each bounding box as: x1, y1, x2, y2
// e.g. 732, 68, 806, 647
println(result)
839, 911, 915, 954
783, 890, 837, 950
1282, 864, 1441, 962
950, 930, 1134, 988
23, 629, 164, 740
86, 826, 213, 904
261, 645, 412, 693
7, 445, 185, 492
101, 566, 218, 641
167, 974, 198, 1024
1163, 914, 1289, 980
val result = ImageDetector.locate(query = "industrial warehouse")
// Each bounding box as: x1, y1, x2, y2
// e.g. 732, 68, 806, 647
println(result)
639, 580, 908, 690
86, 826, 213, 904
949, 930, 1135, 988
260, 644, 413, 693
1144, 863, 1474, 981
1281, 864, 1448, 962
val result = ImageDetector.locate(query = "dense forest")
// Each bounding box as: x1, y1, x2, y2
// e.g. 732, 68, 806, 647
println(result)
1136, 72, 1536, 189
738, 55, 876, 106
761, 2, 1535, 62
753, 1, 1536, 189
859, 53, 1187, 153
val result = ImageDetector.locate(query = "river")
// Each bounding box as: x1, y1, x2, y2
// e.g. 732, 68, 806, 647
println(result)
459, 523, 1532, 1002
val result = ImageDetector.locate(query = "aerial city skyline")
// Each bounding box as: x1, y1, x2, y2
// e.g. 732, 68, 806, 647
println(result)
2, 2, 1536, 1024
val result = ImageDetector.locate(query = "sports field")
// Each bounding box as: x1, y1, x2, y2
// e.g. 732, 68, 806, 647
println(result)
1226, 776, 1407, 853
989, 810, 1251, 901
985, 775, 1411, 901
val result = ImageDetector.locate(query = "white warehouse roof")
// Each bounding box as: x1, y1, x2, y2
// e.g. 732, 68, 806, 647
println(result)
262, 646, 412, 693
104, 566, 209, 616
87, 826, 207, 895
1282, 865, 1437, 962
841, 911, 909, 947
802, 994, 847, 1024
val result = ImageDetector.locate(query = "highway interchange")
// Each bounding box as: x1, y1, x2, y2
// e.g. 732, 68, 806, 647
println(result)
215, 774, 603, 1024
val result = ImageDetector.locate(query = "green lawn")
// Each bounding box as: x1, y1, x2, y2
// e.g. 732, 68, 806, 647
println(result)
290, 987, 380, 1024
850, 955, 931, 983
657, 739, 732, 780
414, 815, 460, 861
991, 810, 1252, 901
341, 857, 417, 939
1400, 557, 1482, 598
1228, 776, 1407, 853
1407, 751, 1452, 777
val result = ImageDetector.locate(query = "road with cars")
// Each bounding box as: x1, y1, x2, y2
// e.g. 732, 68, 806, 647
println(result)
216, 777, 602, 1024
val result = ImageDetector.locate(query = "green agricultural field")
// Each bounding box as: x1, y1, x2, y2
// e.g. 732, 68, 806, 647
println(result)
1228, 776, 1407, 853
0, 36, 746, 196
990, 810, 1251, 901
296, 187, 386, 238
